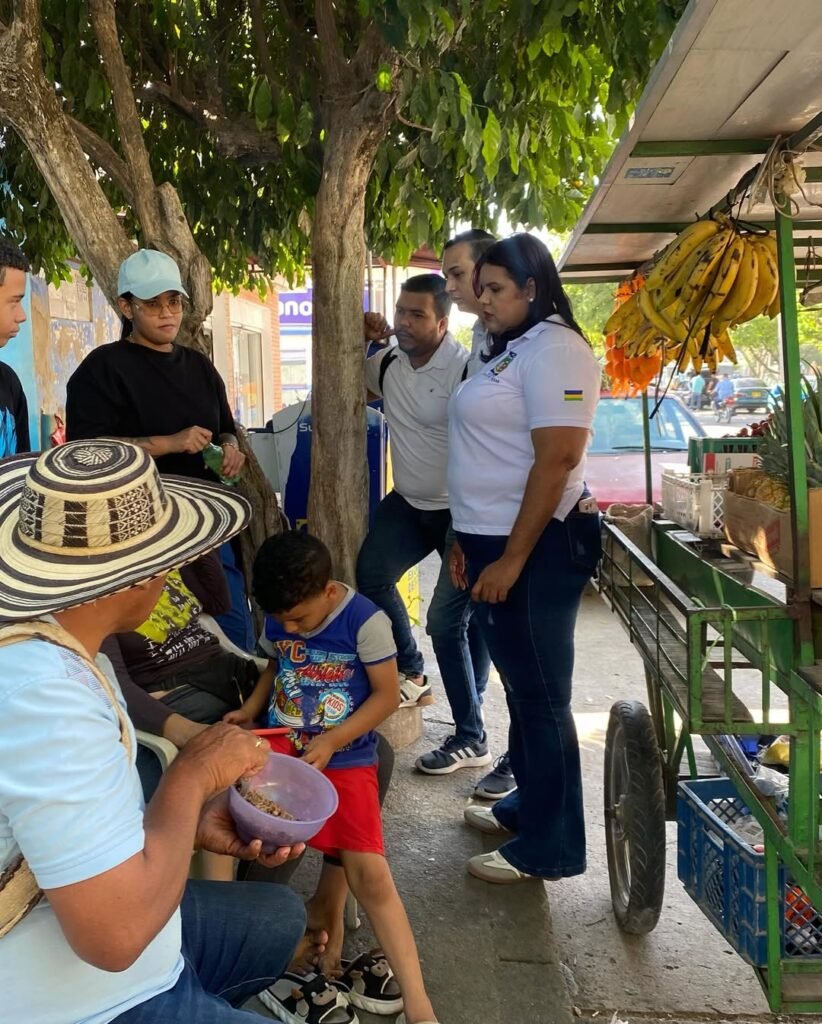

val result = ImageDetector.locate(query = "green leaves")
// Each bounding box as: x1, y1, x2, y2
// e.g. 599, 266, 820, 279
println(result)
376, 64, 393, 93
10, 0, 685, 294
254, 77, 273, 130
482, 109, 501, 165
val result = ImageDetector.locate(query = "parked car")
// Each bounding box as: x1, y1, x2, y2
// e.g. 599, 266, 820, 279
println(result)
725, 377, 770, 416
768, 379, 818, 411
586, 394, 706, 510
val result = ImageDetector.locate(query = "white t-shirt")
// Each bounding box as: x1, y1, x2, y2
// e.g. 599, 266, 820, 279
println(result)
365, 333, 468, 510
0, 637, 183, 1024
447, 317, 601, 535
465, 320, 492, 379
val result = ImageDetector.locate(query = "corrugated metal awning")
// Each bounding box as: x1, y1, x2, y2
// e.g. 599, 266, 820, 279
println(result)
557, 0, 822, 284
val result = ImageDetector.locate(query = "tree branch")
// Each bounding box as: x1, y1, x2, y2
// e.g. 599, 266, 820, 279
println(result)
88, 0, 160, 236
0, 0, 133, 303
67, 116, 135, 205
315, 0, 346, 86
353, 22, 387, 74
142, 80, 282, 164
248, 0, 277, 85
276, 0, 304, 41
397, 112, 432, 134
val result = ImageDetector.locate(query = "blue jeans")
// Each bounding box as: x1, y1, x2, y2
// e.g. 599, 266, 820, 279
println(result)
357, 490, 450, 677
357, 493, 490, 739
111, 881, 305, 1022
457, 512, 601, 877
214, 541, 256, 653
427, 526, 491, 743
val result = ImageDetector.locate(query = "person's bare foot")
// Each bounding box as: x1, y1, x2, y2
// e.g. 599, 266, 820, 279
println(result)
307, 895, 345, 978
288, 925, 329, 974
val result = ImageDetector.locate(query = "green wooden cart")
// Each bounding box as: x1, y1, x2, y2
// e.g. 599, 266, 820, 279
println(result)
557, 0, 822, 1011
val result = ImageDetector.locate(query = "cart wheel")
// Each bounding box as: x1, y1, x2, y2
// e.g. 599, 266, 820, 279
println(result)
604, 700, 666, 935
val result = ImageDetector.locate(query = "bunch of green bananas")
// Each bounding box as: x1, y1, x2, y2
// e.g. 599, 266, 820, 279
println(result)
604, 216, 782, 374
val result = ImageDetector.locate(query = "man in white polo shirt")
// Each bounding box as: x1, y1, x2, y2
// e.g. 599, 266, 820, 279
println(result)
358, 274, 493, 772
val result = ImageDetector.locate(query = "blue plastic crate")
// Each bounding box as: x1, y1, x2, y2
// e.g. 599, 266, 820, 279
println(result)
677, 777, 822, 966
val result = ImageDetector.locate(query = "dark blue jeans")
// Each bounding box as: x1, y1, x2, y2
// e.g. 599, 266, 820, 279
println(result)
358, 487, 489, 704
111, 881, 305, 1022
458, 512, 601, 878
427, 526, 491, 743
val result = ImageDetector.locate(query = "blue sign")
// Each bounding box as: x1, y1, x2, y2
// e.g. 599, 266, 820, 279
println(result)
278, 285, 373, 328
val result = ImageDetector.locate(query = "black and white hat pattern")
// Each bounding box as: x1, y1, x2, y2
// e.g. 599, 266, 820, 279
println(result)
0, 440, 251, 621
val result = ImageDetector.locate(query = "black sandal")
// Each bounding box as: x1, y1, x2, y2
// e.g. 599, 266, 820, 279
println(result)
336, 950, 403, 1015
259, 971, 358, 1024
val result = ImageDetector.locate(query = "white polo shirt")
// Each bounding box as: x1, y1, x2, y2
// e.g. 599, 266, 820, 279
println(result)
365, 333, 468, 510
465, 320, 492, 379
447, 317, 601, 535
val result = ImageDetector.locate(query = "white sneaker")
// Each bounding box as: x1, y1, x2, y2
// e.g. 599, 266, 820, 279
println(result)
398, 675, 434, 708
467, 849, 542, 885
463, 804, 514, 835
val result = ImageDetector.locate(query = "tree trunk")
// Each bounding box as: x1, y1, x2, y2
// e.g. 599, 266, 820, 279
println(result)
0, 11, 133, 299
308, 116, 386, 583
0, 6, 280, 626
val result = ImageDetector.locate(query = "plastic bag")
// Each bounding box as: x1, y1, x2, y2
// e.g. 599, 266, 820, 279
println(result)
603, 503, 654, 586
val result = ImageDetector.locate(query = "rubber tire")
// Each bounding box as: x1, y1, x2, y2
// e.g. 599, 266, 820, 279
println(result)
604, 700, 666, 935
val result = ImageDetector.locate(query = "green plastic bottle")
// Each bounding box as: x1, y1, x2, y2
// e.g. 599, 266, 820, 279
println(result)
202, 443, 242, 486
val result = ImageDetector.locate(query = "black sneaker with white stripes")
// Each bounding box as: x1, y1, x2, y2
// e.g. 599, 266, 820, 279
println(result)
415, 734, 492, 775
473, 752, 517, 800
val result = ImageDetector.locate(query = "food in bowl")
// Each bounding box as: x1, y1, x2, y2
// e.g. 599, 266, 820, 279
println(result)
237, 782, 296, 820
227, 751, 339, 853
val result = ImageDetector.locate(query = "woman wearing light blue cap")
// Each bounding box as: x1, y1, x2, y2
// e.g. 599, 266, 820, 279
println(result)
65, 249, 245, 483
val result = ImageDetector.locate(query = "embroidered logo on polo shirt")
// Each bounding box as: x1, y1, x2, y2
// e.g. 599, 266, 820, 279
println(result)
485, 350, 517, 381
564, 389, 584, 402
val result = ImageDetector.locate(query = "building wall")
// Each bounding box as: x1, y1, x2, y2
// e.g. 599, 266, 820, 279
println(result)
211, 284, 282, 427
10, 269, 120, 449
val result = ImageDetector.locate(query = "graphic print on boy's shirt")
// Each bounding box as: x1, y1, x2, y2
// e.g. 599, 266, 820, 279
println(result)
268, 638, 359, 731
261, 586, 396, 768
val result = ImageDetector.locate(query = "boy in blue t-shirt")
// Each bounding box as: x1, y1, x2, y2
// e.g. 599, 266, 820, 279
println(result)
226, 531, 438, 1024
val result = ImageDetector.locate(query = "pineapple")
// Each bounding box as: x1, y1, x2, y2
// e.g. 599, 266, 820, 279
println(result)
758, 367, 822, 496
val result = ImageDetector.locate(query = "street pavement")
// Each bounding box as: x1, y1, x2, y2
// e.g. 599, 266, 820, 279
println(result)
248, 541, 797, 1023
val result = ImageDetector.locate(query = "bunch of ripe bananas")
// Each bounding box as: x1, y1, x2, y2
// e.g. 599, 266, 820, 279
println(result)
603, 215, 781, 376
604, 275, 662, 395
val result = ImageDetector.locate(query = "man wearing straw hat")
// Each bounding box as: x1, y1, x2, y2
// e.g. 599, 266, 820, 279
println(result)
0, 439, 312, 1022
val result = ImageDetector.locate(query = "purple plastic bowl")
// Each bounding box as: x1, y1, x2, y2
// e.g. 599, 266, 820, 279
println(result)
228, 752, 339, 853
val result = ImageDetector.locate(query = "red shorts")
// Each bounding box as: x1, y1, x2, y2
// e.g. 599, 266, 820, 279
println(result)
266, 734, 384, 858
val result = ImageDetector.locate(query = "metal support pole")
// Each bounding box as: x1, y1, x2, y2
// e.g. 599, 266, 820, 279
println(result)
775, 212, 815, 663
641, 390, 653, 505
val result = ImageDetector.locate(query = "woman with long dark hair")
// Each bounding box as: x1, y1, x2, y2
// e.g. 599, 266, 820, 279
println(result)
448, 233, 602, 883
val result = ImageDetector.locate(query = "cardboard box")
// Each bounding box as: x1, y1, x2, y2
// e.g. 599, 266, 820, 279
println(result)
723, 489, 822, 587
703, 451, 760, 475
688, 437, 763, 475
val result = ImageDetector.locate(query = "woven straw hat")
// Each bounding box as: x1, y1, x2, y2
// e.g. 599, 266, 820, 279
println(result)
0, 439, 251, 621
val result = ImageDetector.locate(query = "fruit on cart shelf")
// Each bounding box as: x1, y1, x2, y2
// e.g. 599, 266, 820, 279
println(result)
758, 368, 822, 489
730, 468, 790, 510
603, 216, 782, 381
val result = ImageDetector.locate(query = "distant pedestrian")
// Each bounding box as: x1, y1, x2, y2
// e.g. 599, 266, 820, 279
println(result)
688, 372, 706, 409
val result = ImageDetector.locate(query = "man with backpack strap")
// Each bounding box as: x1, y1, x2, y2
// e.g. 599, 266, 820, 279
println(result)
359, 274, 493, 774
